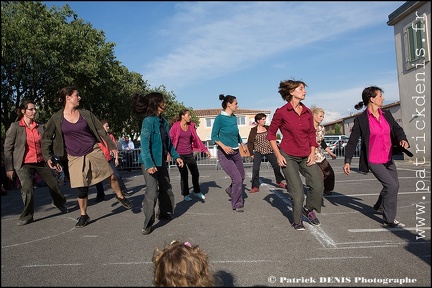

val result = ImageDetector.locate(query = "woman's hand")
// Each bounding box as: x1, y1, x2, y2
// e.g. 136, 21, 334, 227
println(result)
276, 154, 286, 167
147, 167, 158, 174
176, 158, 184, 168
343, 163, 351, 175
400, 140, 410, 149
6, 170, 14, 181
306, 152, 316, 166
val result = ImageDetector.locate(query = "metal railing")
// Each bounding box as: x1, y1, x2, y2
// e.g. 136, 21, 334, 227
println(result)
117, 146, 362, 171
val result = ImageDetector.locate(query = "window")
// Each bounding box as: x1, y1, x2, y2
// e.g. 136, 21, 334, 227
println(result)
206, 118, 214, 127
237, 116, 246, 126
404, 12, 429, 69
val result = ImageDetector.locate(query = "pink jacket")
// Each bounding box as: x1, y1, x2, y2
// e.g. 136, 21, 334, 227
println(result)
170, 121, 209, 153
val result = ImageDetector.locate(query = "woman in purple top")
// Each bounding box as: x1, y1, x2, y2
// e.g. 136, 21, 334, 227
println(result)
343, 86, 410, 228
267, 80, 324, 231
42, 86, 132, 228
170, 109, 211, 202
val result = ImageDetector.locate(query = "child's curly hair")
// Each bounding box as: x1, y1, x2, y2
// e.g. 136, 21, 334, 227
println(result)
153, 240, 214, 287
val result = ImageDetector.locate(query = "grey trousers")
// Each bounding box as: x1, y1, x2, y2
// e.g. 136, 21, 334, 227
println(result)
368, 160, 399, 223
280, 151, 324, 224
141, 162, 175, 229
16, 162, 66, 221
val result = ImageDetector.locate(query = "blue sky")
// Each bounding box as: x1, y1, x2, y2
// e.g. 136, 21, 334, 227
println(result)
44, 1, 405, 124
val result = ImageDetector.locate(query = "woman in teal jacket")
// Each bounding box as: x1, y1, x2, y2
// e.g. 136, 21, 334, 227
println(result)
132, 92, 184, 235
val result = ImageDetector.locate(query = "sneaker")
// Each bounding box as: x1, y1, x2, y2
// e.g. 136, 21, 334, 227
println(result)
250, 187, 260, 193
75, 215, 90, 228
184, 195, 192, 202
122, 190, 133, 197
302, 207, 321, 226
383, 219, 405, 228
142, 226, 153, 235
193, 192, 206, 200
324, 190, 333, 195
17, 217, 34, 226
233, 205, 244, 212
292, 222, 305, 231
116, 195, 133, 209
225, 189, 232, 199
94, 196, 105, 203
276, 182, 287, 189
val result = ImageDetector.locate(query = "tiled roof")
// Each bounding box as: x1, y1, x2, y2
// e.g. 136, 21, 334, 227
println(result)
192, 108, 271, 117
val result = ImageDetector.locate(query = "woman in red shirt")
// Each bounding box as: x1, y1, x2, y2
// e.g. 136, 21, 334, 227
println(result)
267, 80, 324, 231
4, 99, 68, 226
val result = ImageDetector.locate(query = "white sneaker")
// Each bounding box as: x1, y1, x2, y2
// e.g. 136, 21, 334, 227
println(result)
193, 192, 206, 200
184, 195, 192, 202
383, 219, 405, 228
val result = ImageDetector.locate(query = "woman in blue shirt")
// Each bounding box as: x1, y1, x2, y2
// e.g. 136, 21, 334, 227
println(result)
211, 94, 248, 212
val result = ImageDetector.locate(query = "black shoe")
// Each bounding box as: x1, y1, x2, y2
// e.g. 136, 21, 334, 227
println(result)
17, 217, 34, 226
95, 196, 105, 203
373, 205, 383, 213
158, 213, 174, 221
51, 202, 68, 214
302, 207, 321, 226
141, 226, 153, 235
75, 215, 90, 228
116, 195, 132, 209
122, 190, 133, 197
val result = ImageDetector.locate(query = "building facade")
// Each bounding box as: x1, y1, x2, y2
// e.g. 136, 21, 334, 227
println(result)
388, 1, 431, 161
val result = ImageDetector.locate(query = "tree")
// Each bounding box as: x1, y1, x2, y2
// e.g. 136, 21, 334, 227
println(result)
1, 1, 188, 141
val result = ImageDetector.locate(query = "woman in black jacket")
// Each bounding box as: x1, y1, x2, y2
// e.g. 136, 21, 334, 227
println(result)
343, 86, 410, 228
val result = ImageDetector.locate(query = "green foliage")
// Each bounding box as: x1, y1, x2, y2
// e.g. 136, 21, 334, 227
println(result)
334, 123, 342, 134
1, 1, 187, 142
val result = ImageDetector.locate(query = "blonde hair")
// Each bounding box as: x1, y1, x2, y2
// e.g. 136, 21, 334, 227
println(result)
310, 106, 325, 116
153, 241, 214, 287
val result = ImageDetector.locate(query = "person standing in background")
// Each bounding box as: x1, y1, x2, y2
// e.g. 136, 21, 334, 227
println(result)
170, 109, 211, 201
121, 135, 135, 173
42, 86, 132, 228
343, 86, 410, 228
211, 94, 248, 212
247, 113, 286, 193
4, 99, 68, 226
311, 106, 336, 195
132, 92, 184, 235
267, 80, 324, 231
95, 119, 132, 203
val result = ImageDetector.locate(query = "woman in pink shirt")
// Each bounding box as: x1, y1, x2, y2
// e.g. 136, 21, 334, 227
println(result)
170, 109, 211, 201
343, 86, 410, 228
4, 99, 68, 226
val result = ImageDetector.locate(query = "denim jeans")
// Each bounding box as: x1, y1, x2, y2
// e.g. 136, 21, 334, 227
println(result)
217, 148, 245, 209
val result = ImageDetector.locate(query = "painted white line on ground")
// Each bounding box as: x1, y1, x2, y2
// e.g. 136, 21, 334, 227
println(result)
348, 227, 431, 233
307, 256, 372, 260
270, 188, 337, 249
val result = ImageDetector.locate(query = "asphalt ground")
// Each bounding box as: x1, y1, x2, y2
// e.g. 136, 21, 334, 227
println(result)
1, 158, 430, 287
